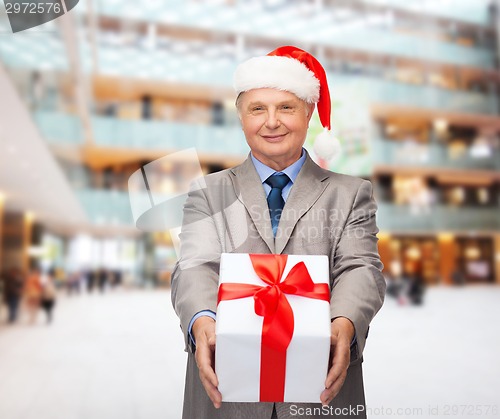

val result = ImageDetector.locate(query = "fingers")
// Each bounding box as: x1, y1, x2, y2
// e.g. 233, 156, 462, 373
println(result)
325, 337, 349, 388
321, 368, 347, 406
198, 364, 222, 408
196, 338, 218, 386
321, 335, 351, 406
194, 322, 222, 409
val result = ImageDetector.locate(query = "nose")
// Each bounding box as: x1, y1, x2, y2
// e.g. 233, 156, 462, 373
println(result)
265, 109, 280, 129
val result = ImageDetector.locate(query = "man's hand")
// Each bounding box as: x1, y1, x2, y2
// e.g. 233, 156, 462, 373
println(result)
320, 317, 355, 406
192, 316, 222, 408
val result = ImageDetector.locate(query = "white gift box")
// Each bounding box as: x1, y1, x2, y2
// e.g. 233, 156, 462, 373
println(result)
215, 253, 331, 403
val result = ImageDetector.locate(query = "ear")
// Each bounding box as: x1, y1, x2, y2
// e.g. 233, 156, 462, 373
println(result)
306, 103, 315, 121
235, 93, 244, 122
236, 109, 243, 123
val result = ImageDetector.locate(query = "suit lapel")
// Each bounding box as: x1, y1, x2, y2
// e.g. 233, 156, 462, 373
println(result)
275, 154, 330, 254
230, 156, 275, 253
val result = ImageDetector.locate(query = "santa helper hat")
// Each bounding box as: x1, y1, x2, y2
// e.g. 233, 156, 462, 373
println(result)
233, 45, 340, 161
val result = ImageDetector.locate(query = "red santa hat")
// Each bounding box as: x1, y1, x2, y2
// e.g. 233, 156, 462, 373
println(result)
233, 45, 340, 161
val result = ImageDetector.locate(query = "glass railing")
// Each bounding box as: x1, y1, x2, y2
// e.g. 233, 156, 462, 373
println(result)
35, 111, 500, 170
322, 30, 493, 69
377, 203, 500, 231
78, 0, 493, 27
91, 116, 248, 156
361, 0, 492, 26
0, 26, 68, 71
373, 138, 500, 170
33, 111, 82, 144
32, 76, 499, 154
367, 78, 498, 115
77, 189, 135, 227
76, 191, 500, 231
34, 110, 249, 156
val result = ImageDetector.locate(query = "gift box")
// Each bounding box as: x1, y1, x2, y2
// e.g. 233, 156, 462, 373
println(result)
215, 253, 331, 403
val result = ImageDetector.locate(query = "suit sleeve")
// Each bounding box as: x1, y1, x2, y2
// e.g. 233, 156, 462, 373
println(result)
329, 179, 386, 356
171, 178, 222, 353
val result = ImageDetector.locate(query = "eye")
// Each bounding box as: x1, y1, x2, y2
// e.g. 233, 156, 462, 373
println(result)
250, 106, 265, 113
280, 104, 294, 111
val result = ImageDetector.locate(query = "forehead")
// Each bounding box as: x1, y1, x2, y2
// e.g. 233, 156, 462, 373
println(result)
238, 88, 303, 106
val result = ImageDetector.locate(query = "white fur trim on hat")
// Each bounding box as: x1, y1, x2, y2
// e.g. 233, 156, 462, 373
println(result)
314, 128, 341, 160
233, 56, 320, 103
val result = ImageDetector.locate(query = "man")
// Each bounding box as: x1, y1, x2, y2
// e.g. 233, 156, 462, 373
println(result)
171, 46, 385, 419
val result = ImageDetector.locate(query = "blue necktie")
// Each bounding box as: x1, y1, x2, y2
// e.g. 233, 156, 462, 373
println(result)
265, 173, 290, 236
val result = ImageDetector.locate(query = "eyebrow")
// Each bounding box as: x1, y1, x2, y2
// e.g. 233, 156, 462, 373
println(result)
246, 99, 299, 107
247, 102, 264, 107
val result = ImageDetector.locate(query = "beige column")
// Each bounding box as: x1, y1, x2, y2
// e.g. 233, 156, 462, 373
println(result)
377, 232, 391, 274
22, 211, 34, 272
0, 192, 4, 274
438, 233, 455, 285
494, 234, 500, 285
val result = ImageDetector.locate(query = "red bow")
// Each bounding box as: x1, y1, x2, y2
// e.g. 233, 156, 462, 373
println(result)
217, 254, 330, 402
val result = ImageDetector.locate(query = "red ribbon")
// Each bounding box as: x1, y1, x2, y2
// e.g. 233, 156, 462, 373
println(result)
217, 254, 330, 402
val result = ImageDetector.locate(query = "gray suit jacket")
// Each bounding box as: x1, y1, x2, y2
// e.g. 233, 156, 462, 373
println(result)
171, 153, 385, 419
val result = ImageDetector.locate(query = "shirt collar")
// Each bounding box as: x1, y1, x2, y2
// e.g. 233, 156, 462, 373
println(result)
250, 148, 306, 184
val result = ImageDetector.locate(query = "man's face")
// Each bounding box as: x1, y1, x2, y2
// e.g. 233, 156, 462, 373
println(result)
237, 88, 315, 170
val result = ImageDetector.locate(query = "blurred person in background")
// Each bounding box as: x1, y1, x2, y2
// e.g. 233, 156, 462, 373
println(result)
172, 46, 385, 419
407, 273, 425, 306
451, 267, 466, 286
87, 269, 97, 293
54, 266, 67, 288
24, 266, 43, 324
1, 266, 25, 324
111, 269, 123, 289
400, 257, 425, 306
386, 259, 425, 306
385, 259, 404, 300
98, 268, 108, 293
40, 271, 57, 324
29, 71, 45, 110
67, 270, 83, 296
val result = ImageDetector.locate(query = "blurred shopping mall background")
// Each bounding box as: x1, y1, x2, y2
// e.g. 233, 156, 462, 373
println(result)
1, 1, 500, 418
1, 0, 500, 287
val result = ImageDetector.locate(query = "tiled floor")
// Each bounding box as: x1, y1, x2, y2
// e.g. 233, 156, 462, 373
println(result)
0, 289, 187, 419
1, 286, 499, 419
363, 286, 500, 419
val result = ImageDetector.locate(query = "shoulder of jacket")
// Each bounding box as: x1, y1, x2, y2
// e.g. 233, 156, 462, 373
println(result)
323, 170, 369, 189
197, 168, 235, 191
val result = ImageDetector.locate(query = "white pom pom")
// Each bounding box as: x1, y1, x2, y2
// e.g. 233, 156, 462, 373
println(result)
313, 129, 341, 161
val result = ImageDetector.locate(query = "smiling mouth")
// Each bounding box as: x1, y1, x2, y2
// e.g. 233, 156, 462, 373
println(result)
262, 134, 287, 142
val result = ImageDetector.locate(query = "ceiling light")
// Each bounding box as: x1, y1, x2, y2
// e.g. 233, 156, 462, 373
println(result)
433, 118, 448, 132
438, 233, 454, 242
464, 246, 481, 260
25, 211, 35, 222
386, 124, 397, 135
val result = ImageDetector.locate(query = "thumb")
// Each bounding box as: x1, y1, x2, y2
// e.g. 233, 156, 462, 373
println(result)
207, 334, 216, 347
